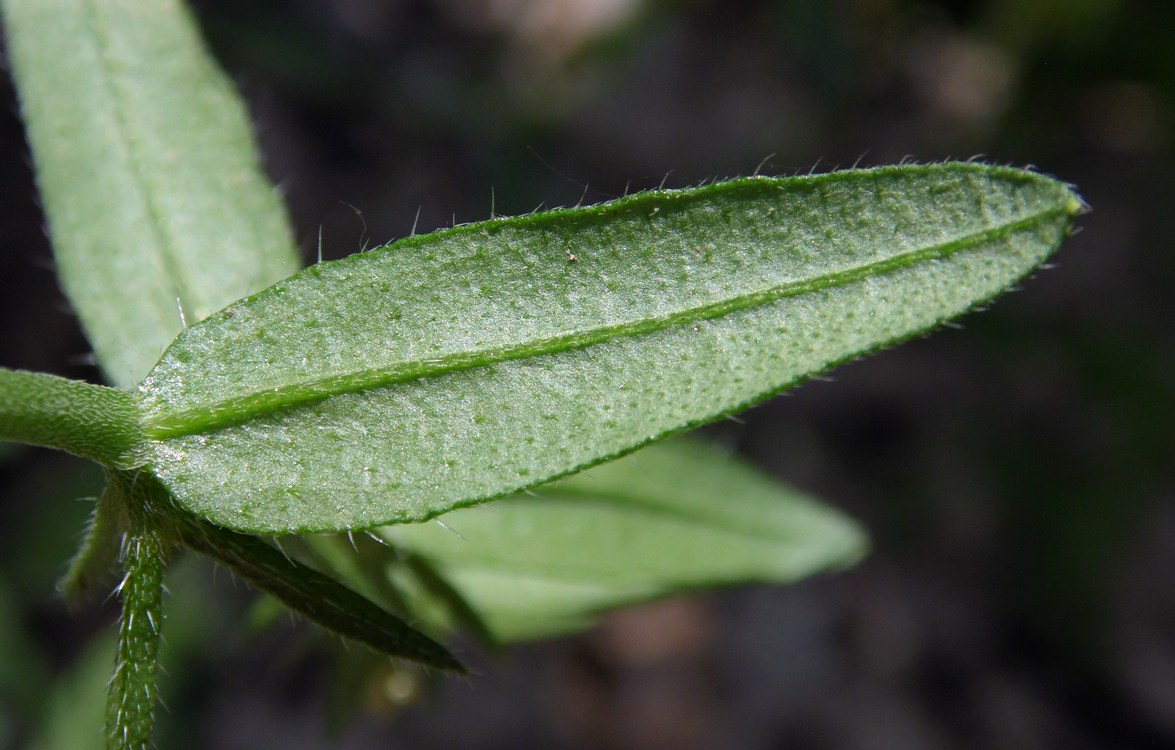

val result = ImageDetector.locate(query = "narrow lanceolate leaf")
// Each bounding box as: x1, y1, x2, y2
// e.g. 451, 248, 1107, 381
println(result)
381, 438, 867, 642
162, 496, 463, 672
2, 0, 300, 387
138, 163, 1082, 534
59, 489, 124, 604
0, 367, 141, 467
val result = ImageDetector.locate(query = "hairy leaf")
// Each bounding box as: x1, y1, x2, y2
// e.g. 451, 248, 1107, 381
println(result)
381, 438, 866, 641
163, 497, 463, 672
2, 0, 300, 387
138, 164, 1081, 533
59, 491, 124, 604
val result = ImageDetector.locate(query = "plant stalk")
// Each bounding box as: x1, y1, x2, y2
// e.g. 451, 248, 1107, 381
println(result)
104, 473, 167, 750
0, 367, 142, 467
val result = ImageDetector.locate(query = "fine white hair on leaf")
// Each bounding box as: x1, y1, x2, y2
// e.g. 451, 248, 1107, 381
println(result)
433, 518, 465, 541
410, 205, 422, 237
339, 200, 369, 251
365, 531, 390, 547
753, 153, 776, 176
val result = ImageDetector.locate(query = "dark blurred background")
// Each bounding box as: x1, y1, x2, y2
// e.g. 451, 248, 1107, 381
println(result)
2, 1, 1173, 748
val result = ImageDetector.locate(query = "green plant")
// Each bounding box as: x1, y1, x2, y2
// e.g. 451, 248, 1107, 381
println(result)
0, 0, 1082, 748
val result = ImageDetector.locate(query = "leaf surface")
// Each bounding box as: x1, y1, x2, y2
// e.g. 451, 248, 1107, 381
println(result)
2, 0, 300, 387
138, 164, 1081, 533
381, 438, 866, 641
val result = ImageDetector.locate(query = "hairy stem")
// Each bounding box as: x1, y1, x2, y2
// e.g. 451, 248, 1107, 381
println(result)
104, 473, 167, 750
0, 367, 142, 467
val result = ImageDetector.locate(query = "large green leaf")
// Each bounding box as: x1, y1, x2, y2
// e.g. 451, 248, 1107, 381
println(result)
136, 164, 1080, 534
2, 0, 300, 388
381, 438, 866, 642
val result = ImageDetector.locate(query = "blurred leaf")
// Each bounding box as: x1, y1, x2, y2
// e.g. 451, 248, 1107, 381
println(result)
380, 438, 866, 641
0, 458, 105, 600
1, 0, 300, 387
290, 533, 410, 616
0, 577, 50, 736
28, 628, 114, 750
137, 164, 1080, 534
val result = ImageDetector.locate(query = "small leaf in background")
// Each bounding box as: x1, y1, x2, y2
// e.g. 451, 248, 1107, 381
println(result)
27, 628, 113, 750
0, 579, 51, 743
138, 164, 1081, 534
380, 438, 865, 641
58, 487, 124, 605
162, 486, 464, 673
2, 0, 301, 387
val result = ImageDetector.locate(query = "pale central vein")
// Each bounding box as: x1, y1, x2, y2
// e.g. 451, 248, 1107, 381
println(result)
83, 0, 195, 343
144, 206, 1067, 440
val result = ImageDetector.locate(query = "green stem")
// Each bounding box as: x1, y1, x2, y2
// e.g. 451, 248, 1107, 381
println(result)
104, 473, 166, 750
0, 367, 142, 466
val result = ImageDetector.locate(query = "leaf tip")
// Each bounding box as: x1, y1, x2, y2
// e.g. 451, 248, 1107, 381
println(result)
1064, 190, 1089, 218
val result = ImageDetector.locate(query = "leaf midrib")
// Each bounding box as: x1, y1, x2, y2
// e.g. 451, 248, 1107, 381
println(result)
143, 206, 1067, 440
82, 0, 196, 331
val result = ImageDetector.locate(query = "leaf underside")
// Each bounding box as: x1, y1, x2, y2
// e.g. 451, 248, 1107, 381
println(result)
136, 163, 1080, 534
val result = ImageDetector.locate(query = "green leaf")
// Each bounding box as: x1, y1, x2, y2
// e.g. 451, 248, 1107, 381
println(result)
28, 628, 113, 750
0, 367, 141, 467
160, 492, 464, 673
1, 0, 300, 388
138, 163, 1081, 534
0, 578, 51, 730
380, 438, 866, 641
287, 533, 414, 618
58, 491, 124, 605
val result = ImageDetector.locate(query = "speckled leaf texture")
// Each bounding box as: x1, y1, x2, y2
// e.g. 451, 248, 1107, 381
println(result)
380, 438, 868, 642
137, 164, 1081, 534
2, 0, 300, 388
